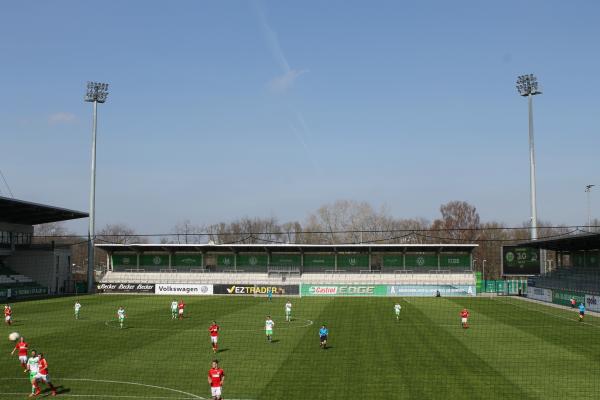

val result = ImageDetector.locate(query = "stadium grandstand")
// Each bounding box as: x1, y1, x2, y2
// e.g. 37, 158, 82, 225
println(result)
0, 195, 87, 299
525, 232, 600, 303
97, 243, 477, 291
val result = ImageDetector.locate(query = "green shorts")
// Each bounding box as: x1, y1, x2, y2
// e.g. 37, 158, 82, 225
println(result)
266, 329, 273, 335
29, 372, 37, 383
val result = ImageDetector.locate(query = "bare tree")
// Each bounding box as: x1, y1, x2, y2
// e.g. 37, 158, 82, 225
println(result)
172, 219, 204, 244
97, 223, 145, 244
431, 201, 480, 242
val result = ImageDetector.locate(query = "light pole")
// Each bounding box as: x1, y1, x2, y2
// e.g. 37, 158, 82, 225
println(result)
482, 259, 487, 292
516, 74, 542, 240
585, 185, 595, 229
84, 82, 109, 293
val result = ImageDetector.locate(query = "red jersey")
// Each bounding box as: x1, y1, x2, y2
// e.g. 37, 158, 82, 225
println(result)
178, 302, 185, 310
4, 307, 11, 317
38, 358, 49, 375
209, 324, 219, 337
208, 368, 224, 387
15, 341, 28, 356
461, 310, 469, 319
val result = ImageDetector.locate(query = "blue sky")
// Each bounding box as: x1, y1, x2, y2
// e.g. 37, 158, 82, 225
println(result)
0, 0, 599, 234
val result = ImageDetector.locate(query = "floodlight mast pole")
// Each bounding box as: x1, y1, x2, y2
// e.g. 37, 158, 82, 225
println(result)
517, 74, 541, 240
586, 185, 595, 229
85, 82, 109, 294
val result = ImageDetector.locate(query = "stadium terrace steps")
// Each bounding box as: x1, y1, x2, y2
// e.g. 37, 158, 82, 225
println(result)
100, 271, 475, 286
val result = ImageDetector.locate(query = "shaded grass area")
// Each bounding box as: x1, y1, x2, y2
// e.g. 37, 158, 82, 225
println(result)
1, 295, 598, 399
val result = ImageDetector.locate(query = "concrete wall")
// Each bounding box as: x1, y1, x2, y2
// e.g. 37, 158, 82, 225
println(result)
6, 248, 72, 294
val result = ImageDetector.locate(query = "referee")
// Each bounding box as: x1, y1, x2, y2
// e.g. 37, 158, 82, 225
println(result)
319, 324, 329, 349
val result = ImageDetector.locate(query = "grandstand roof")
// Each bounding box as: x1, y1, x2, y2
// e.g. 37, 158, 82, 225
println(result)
0, 196, 88, 225
96, 243, 477, 253
518, 232, 600, 251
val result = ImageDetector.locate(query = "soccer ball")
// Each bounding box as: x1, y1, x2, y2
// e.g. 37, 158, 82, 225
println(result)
8, 332, 20, 341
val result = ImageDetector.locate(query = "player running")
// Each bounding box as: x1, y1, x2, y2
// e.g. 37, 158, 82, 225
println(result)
178, 299, 185, 320
74, 300, 81, 320
11, 336, 29, 370
4, 304, 12, 325
460, 308, 470, 329
579, 302, 586, 322
394, 303, 402, 321
117, 306, 126, 329
171, 299, 178, 319
209, 321, 220, 353
26, 349, 41, 397
285, 300, 292, 322
208, 359, 225, 400
265, 316, 275, 342
35, 353, 57, 396
319, 325, 328, 349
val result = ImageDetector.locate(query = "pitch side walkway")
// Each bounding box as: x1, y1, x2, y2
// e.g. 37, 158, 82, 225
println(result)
512, 295, 600, 317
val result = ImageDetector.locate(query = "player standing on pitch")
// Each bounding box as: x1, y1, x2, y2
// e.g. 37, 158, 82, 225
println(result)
117, 306, 126, 329
11, 336, 29, 370
209, 320, 220, 353
265, 316, 275, 342
170, 299, 178, 319
579, 302, 586, 322
394, 303, 402, 321
35, 353, 58, 396
208, 359, 225, 400
26, 349, 41, 397
267, 288, 273, 301
319, 325, 328, 349
178, 299, 185, 320
460, 308, 469, 329
285, 300, 292, 322
4, 304, 12, 325
74, 300, 81, 320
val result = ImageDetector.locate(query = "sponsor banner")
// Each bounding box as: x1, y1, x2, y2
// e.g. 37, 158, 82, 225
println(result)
527, 287, 552, 303
551, 289, 585, 307
155, 284, 213, 295
213, 284, 299, 295
387, 285, 476, 297
0, 287, 47, 299
97, 283, 156, 293
585, 295, 600, 313
301, 284, 387, 297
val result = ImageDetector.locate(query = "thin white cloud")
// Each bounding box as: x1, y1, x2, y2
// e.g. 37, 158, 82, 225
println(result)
48, 112, 76, 125
268, 68, 308, 94
254, 1, 307, 93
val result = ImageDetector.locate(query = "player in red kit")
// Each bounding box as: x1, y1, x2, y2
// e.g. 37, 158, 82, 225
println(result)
35, 353, 57, 396
177, 300, 185, 320
4, 304, 12, 325
208, 360, 225, 400
209, 321, 220, 353
460, 308, 470, 329
11, 336, 29, 370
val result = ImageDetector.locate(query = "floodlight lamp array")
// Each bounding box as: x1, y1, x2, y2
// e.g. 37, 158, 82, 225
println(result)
85, 81, 109, 103
516, 74, 540, 96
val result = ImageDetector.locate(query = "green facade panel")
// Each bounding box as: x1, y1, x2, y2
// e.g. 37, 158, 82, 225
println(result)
173, 254, 202, 267
337, 255, 369, 268
217, 255, 235, 267
382, 255, 403, 267
140, 254, 169, 267
270, 254, 301, 266
112, 254, 137, 267
405, 254, 438, 269
304, 254, 335, 268
440, 253, 470, 268
236, 254, 268, 267
584, 251, 599, 267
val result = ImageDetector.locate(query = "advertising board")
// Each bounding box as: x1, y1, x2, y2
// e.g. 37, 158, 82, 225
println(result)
527, 286, 552, 303
97, 283, 155, 293
585, 295, 600, 312
213, 284, 299, 295
301, 284, 387, 297
154, 284, 213, 295
387, 285, 475, 297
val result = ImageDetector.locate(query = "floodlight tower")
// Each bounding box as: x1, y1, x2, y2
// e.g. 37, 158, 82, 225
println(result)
84, 82, 109, 293
586, 185, 595, 229
516, 74, 541, 240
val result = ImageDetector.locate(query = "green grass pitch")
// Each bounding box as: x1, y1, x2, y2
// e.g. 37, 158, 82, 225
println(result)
1, 295, 599, 399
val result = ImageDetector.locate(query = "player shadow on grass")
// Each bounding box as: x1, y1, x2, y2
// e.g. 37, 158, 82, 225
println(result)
270, 339, 280, 344
216, 348, 229, 353
42, 385, 69, 395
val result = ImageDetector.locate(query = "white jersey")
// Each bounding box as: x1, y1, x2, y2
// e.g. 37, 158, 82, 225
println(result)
118, 309, 126, 319
171, 301, 178, 311
265, 319, 274, 330
74, 303, 81, 312
285, 303, 292, 313
27, 356, 40, 373
394, 304, 401, 313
